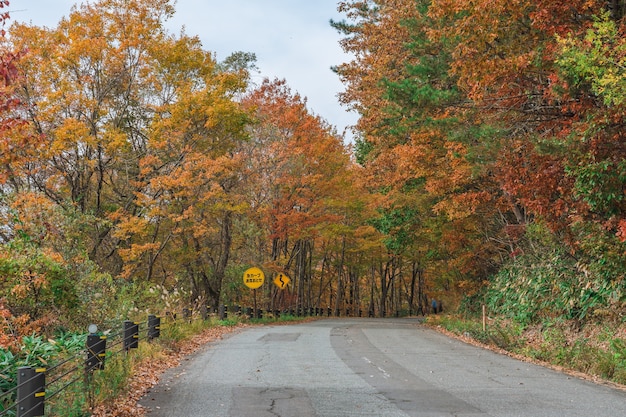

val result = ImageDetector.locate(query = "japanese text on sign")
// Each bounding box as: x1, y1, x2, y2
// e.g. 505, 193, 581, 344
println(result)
243, 267, 265, 289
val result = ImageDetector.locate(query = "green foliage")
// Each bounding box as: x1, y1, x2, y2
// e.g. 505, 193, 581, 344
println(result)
218, 51, 258, 73
354, 137, 374, 166
484, 222, 625, 325
0, 333, 88, 415
0, 316, 232, 415
216, 317, 241, 326
557, 12, 626, 107
435, 315, 626, 385
247, 314, 306, 325
486, 253, 575, 325
570, 222, 626, 286
87, 347, 137, 411
158, 317, 215, 345
370, 206, 421, 254
522, 326, 626, 385
567, 159, 626, 217
0, 237, 79, 319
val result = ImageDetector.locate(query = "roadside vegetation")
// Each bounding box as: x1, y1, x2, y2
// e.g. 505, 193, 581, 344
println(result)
430, 218, 626, 386
431, 313, 626, 386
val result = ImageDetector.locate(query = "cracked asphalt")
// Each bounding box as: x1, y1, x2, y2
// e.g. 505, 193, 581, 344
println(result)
139, 318, 626, 416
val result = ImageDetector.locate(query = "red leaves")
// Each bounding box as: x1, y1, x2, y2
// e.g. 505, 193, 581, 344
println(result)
618, 219, 626, 243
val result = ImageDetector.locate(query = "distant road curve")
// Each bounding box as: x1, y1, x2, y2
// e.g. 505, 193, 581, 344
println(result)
140, 318, 626, 416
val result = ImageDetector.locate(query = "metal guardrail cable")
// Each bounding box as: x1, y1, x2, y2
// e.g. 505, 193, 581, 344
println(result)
0, 364, 13, 376
107, 330, 123, 340
0, 362, 59, 409
12, 401, 44, 417
46, 373, 82, 401
1, 358, 81, 393
0, 383, 18, 399
0, 312, 182, 416
46, 363, 80, 387
8, 383, 44, 410
46, 350, 86, 374
0, 360, 90, 413
108, 344, 128, 357
0, 381, 18, 397
6, 370, 44, 394
0, 404, 17, 417
86, 362, 101, 373
106, 336, 125, 351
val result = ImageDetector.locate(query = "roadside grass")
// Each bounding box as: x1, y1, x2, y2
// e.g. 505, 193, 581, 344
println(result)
46, 318, 216, 416
248, 313, 314, 325
429, 315, 525, 351
428, 314, 626, 386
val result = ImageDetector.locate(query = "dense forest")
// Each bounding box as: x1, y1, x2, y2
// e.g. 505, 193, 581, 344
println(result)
0, 0, 625, 348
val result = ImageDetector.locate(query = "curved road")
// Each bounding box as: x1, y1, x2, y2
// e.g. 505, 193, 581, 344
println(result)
140, 318, 626, 416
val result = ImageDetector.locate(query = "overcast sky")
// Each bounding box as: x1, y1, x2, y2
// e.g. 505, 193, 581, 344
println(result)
11, 0, 358, 142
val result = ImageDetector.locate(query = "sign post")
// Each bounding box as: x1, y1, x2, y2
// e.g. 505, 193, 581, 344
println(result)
243, 267, 265, 318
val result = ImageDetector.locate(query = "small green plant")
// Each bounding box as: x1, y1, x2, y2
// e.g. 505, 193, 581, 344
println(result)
159, 317, 214, 344
217, 317, 240, 326
0, 332, 89, 417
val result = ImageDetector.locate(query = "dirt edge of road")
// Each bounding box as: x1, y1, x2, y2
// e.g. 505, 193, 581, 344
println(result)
429, 323, 626, 393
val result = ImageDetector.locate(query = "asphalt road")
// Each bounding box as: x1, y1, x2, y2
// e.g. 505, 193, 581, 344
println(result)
140, 318, 626, 416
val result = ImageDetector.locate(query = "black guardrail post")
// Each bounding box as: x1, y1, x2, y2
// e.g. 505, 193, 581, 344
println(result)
17, 366, 45, 417
123, 320, 139, 351
86, 334, 107, 371
148, 315, 161, 340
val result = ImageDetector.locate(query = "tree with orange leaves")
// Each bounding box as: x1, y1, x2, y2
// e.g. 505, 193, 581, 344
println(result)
430, 0, 626, 307
333, 0, 505, 308
334, 0, 626, 318
2, 0, 254, 315
241, 79, 372, 314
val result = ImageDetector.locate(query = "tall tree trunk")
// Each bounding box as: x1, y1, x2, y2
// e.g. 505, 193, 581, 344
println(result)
203, 211, 233, 311
306, 240, 313, 312
418, 267, 426, 316
334, 238, 346, 316
409, 261, 417, 315
368, 263, 376, 317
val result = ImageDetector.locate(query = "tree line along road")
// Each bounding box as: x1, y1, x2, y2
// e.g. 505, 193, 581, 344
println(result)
140, 318, 626, 416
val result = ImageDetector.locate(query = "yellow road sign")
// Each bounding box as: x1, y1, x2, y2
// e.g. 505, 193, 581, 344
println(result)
273, 273, 290, 289
243, 267, 265, 289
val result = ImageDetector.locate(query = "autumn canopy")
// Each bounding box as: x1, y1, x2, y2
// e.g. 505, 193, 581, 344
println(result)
0, 0, 625, 344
